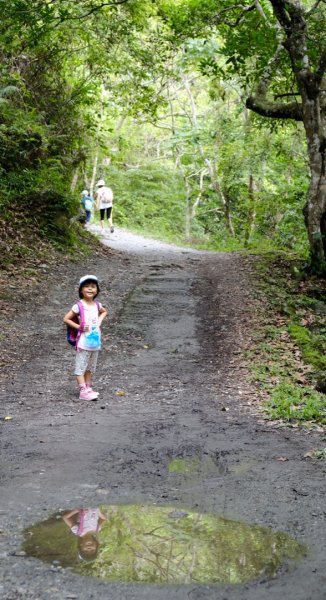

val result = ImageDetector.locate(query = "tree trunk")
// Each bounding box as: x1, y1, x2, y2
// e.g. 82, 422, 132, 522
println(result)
185, 176, 192, 239
206, 159, 235, 236
89, 153, 98, 198
302, 99, 326, 270
185, 169, 206, 238
245, 0, 326, 271
245, 174, 256, 246
70, 166, 79, 192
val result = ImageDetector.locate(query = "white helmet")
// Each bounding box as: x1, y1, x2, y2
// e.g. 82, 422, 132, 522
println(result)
96, 179, 105, 187
81, 190, 89, 196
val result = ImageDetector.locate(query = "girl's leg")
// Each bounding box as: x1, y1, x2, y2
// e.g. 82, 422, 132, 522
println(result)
75, 352, 91, 399
100, 208, 105, 229
85, 352, 99, 395
76, 374, 86, 387
76, 350, 98, 400
84, 370, 92, 388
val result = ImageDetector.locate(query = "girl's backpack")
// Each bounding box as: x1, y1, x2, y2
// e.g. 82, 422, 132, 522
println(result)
67, 301, 85, 347
66, 301, 100, 348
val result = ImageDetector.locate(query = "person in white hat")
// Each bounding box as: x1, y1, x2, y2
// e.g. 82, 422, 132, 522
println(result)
95, 179, 114, 232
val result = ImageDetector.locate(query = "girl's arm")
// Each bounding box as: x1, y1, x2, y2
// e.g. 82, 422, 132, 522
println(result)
64, 309, 85, 331
63, 509, 80, 528
98, 510, 107, 522
98, 306, 108, 327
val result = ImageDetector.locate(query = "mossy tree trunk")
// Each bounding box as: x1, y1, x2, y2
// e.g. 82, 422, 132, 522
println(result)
245, 0, 326, 272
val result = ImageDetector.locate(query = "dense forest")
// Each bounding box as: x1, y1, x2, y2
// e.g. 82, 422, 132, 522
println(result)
0, 0, 325, 269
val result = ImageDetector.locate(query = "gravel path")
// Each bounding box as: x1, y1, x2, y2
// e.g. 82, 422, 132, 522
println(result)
0, 227, 325, 599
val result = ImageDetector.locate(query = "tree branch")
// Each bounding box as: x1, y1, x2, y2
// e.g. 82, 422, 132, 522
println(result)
54, 0, 130, 27
213, 2, 257, 27
274, 91, 301, 98
306, 0, 325, 16
246, 95, 303, 120
246, 36, 303, 121
254, 0, 269, 21
269, 0, 291, 30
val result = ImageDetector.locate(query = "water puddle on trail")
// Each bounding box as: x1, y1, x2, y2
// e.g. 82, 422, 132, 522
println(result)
168, 456, 218, 474
22, 505, 306, 585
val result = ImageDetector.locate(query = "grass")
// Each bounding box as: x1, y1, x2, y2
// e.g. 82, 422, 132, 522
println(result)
247, 252, 326, 427
288, 323, 326, 371
312, 447, 326, 459
265, 382, 326, 424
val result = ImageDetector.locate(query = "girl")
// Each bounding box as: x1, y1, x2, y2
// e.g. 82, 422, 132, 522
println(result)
80, 189, 94, 226
63, 507, 107, 562
64, 275, 107, 401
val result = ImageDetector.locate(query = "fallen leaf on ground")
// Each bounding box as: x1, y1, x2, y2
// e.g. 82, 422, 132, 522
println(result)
276, 456, 288, 461
116, 390, 126, 396
4, 416, 13, 421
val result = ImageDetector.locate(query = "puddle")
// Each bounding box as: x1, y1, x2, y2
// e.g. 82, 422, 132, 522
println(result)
168, 456, 222, 475
230, 458, 258, 476
22, 505, 306, 584
167, 450, 228, 477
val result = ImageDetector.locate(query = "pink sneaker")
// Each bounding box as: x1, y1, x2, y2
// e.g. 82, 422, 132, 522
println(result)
79, 387, 98, 401
87, 386, 99, 399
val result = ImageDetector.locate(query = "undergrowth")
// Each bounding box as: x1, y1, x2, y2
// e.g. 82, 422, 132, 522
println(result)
248, 253, 326, 427
0, 205, 94, 272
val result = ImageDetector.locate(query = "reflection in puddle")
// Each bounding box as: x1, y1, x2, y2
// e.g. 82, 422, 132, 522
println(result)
23, 505, 306, 584
231, 459, 258, 476
62, 508, 107, 561
168, 455, 225, 476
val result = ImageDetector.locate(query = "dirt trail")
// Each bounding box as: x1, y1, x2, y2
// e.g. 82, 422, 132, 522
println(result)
0, 228, 325, 599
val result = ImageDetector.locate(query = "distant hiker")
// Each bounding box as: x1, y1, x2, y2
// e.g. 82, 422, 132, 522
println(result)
80, 189, 94, 226
63, 507, 107, 562
95, 179, 114, 232
63, 275, 107, 401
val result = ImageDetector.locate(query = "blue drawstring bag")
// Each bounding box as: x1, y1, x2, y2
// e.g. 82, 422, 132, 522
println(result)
85, 326, 101, 349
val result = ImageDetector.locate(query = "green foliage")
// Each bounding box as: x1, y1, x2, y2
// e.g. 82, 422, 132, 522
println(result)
97, 163, 186, 241
288, 324, 326, 372
265, 382, 326, 424
247, 255, 326, 425
0, 0, 167, 249
0, 0, 321, 259
311, 448, 326, 459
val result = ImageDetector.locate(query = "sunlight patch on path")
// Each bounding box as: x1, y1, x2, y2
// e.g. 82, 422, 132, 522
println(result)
88, 225, 201, 255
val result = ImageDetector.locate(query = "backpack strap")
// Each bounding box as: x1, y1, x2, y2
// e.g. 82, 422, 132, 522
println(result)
75, 300, 85, 352
76, 509, 85, 536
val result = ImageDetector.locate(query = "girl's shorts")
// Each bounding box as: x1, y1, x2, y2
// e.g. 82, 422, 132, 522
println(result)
75, 350, 99, 375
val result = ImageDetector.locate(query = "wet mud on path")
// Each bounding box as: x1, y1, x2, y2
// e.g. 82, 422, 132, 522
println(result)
0, 228, 325, 599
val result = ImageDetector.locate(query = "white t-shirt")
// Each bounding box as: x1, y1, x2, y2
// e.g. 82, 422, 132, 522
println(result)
72, 300, 102, 351
96, 186, 113, 209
